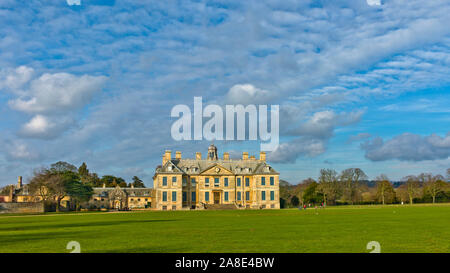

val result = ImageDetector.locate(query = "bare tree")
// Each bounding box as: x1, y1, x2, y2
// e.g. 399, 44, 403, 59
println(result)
318, 169, 339, 206
401, 175, 421, 205
421, 173, 446, 204
395, 184, 409, 204
340, 168, 368, 204
376, 174, 395, 205
50, 174, 67, 212
28, 168, 72, 212
28, 169, 54, 210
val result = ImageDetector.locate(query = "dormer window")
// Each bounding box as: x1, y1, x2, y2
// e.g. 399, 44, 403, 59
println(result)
168, 165, 173, 171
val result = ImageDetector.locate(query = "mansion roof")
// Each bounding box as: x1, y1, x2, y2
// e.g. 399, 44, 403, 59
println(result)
155, 159, 279, 176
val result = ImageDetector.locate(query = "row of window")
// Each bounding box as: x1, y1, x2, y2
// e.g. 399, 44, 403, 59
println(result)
162, 191, 198, 202
94, 198, 149, 202
236, 191, 275, 201
129, 198, 149, 202
161, 191, 275, 202
161, 176, 276, 187
162, 204, 275, 210
162, 205, 177, 210
236, 177, 275, 187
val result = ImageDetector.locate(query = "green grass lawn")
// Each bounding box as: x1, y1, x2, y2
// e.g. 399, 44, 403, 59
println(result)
0, 204, 449, 253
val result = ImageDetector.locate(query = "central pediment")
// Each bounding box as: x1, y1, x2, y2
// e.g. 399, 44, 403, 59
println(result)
199, 163, 234, 175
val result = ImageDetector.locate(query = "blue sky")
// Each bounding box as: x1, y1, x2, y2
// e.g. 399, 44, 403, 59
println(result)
0, 0, 449, 186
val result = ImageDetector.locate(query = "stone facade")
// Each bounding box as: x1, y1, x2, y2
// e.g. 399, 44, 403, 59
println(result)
153, 145, 280, 210
0, 202, 44, 214
0, 176, 72, 211
0, 176, 154, 211
87, 185, 154, 210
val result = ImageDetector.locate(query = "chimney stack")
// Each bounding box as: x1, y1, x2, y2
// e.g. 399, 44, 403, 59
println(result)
9, 185, 14, 201
259, 151, 266, 162
163, 150, 172, 165
17, 176, 23, 189
250, 155, 256, 160
242, 152, 248, 160
175, 151, 182, 160
196, 152, 202, 160
223, 152, 230, 160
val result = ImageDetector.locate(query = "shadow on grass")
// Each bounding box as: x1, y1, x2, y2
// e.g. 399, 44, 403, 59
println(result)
0, 230, 88, 244
0, 219, 176, 232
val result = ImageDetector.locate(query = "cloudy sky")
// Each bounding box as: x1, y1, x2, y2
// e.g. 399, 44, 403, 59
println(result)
0, 0, 449, 186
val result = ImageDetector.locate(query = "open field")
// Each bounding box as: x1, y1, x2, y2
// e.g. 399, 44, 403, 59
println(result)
0, 204, 449, 253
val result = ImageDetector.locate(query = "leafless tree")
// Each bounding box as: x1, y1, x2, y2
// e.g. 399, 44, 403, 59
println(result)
50, 174, 67, 212
28, 168, 69, 212
376, 174, 395, 205
401, 175, 422, 205
28, 168, 54, 210
318, 169, 339, 206
340, 168, 368, 204
420, 173, 446, 204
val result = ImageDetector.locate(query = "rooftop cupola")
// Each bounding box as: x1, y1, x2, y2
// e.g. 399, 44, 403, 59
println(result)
207, 144, 218, 160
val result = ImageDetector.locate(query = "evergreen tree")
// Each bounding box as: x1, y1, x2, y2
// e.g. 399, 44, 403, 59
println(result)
132, 176, 145, 188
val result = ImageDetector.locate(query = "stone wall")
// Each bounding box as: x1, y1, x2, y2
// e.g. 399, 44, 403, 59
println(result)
0, 202, 44, 214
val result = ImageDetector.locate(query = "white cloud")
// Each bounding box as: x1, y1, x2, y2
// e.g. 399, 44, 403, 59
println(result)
0, 65, 34, 92
367, 0, 381, 6
288, 110, 364, 138
3, 140, 40, 161
225, 84, 275, 105
379, 98, 450, 113
8, 71, 107, 114
268, 137, 326, 163
19, 115, 75, 139
361, 132, 450, 161
1, 66, 106, 139
428, 133, 450, 148
66, 0, 81, 6
268, 110, 364, 163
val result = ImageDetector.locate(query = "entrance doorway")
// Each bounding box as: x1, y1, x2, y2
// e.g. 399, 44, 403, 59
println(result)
213, 192, 220, 204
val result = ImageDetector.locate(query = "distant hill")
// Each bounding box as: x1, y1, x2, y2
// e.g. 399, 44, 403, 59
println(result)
279, 179, 292, 187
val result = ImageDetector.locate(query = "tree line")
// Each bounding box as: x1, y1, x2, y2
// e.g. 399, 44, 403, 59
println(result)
2, 161, 146, 212
280, 168, 450, 208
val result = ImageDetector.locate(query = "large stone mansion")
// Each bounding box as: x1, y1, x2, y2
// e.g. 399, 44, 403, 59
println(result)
153, 144, 280, 210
